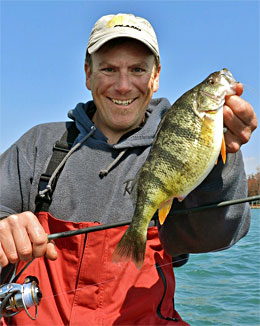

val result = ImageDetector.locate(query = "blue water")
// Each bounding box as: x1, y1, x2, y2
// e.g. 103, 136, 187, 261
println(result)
174, 209, 260, 326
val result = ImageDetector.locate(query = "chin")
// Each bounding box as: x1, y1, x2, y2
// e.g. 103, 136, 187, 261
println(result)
112, 122, 134, 133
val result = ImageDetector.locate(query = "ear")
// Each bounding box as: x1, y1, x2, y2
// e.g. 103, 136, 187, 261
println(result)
84, 62, 92, 90
153, 64, 161, 93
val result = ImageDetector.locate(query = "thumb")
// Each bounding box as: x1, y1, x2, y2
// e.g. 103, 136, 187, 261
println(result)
45, 241, 58, 260
235, 82, 243, 96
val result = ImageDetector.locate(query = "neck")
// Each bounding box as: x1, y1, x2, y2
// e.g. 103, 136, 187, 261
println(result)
91, 115, 125, 144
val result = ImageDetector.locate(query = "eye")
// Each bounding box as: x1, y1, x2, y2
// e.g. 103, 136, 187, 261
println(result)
102, 67, 114, 72
207, 78, 215, 85
132, 67, 145, 73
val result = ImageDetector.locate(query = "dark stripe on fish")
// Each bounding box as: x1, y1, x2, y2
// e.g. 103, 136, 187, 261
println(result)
149, 143, 187, 172
139, 169, 173, 199
158, 121, 199, 145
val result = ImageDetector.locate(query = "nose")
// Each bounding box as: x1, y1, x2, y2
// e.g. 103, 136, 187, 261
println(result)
114, 72, 132, 94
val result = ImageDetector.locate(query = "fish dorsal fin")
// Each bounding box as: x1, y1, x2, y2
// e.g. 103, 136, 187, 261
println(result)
158, 199, 173, 225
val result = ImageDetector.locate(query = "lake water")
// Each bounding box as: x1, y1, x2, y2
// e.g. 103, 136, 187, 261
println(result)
174, 209, 260, 326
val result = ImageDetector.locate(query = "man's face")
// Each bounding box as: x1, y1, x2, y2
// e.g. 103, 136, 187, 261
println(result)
85, 39, 161, 143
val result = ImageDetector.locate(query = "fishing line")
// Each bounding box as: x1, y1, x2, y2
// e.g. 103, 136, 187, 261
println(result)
12, 195, 260, 285
31, 195, 260, 301
41, 277, 117, 302
40, 260, 184, 302
242, 83, 258, 98
10, 237, 258, 306
40, 244, 257, 303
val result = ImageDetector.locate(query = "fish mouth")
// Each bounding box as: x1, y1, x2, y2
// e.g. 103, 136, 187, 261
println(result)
199, 68, 237, 110
221, 68, 234, 82
220, 69, 237, 94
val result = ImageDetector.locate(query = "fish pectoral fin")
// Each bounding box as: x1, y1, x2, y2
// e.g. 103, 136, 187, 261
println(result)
221, 134, 226, 164
158, 199, 173, 225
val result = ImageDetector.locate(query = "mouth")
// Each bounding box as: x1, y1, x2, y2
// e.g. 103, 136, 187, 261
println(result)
109, 98, 137, 106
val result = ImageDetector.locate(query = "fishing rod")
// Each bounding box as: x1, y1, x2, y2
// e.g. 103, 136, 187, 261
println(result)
1, 195, 259, 320
48, 195, 260, 241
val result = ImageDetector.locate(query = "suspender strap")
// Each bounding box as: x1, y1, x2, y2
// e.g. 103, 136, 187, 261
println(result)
156, 263, 179, 322
35, 122, 79, 212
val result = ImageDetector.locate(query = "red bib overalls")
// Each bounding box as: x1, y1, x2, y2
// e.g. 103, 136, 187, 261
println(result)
3, 212, 190, 326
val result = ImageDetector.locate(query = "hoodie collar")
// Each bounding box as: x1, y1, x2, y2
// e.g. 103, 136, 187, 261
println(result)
68, 101, 107, 143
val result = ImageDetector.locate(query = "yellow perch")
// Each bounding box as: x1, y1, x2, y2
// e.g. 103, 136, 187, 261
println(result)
112, 68, 237, 269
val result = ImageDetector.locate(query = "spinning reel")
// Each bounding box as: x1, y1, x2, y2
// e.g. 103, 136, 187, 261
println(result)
0, 275, 42, 320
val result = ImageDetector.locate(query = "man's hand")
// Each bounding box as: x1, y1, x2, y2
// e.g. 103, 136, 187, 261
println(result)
0, 211, 57, 267
223, 83, 257, 153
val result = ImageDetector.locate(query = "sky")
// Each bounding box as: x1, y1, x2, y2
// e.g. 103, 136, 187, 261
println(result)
1, 0, 259, 175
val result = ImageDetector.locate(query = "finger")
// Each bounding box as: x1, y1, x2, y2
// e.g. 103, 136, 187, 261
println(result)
0, 243, 10, 267
224, 95, 256, 128
23, 212, 48, 258
0, 216, 20, 264
235, 82, 243, 96
224, 129, 241, 153
223, 105, 252, 145
12, 225, 33, 261
8, 212, 38, 262
45, 241, 58, 261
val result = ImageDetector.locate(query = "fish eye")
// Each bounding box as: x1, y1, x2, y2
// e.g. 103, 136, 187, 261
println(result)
207, 78, 215, 85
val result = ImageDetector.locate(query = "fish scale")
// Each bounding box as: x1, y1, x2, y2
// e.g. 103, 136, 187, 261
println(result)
112, 68, 237, 269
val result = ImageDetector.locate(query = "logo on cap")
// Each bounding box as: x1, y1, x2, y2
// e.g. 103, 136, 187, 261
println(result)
107, 15, 141, 31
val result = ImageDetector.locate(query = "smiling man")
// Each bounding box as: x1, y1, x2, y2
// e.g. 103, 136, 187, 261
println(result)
0, 13, 257, 325
85, 38, 160, 144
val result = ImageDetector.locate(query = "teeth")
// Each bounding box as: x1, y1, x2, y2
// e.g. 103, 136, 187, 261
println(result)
111, 99, 134, 106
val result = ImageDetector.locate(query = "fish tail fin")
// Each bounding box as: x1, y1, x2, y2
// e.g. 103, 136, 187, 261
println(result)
112, 226, 146, 270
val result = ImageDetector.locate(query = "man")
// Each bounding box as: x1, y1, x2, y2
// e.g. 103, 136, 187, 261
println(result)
0, 13, 257, 325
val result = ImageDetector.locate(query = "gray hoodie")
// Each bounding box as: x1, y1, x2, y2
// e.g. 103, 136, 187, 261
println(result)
0, 98, 250, 256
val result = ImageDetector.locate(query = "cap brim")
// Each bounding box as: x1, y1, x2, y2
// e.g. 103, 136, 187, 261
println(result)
88, 31, 159, 59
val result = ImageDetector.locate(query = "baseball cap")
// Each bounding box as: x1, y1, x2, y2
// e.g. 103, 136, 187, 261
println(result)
87, 13, 160, 62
